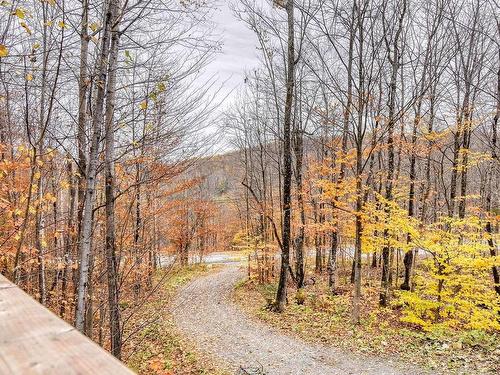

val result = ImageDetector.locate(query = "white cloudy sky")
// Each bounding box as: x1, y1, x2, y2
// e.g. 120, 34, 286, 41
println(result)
203, 1, 262, 104
196, 0, 273, 151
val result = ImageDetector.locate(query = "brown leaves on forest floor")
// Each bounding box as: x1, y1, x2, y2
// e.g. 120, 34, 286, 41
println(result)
233, 275, 500, 375
123, 265, 227, 375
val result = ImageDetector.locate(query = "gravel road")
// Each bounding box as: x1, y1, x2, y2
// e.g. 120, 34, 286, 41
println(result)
172, 264, 424, 375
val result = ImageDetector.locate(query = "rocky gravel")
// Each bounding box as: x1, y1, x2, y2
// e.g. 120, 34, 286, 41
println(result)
172, 264, 425, 375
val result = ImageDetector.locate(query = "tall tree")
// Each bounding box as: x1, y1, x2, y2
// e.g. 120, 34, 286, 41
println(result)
380, 0, 407, 307
104, 0, 122, 357
274, 0, 295, 312
75, 0, 116, 333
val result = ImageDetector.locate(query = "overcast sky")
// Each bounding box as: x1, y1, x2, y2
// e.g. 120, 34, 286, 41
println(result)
203, 1, 262, 104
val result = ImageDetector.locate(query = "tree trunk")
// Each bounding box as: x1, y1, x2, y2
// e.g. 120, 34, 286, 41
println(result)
77, 0, 89, 241
330, 2, 355, 295
486, 47, 499, 295
352, 148, 363, 323
293, 119, 305, 289
274, 0, 295, 312
352, 0, 366, 323
380, 1, 406, 307
75, 0, 114, 333
35, 178, 46, 305
60, 157, 75, 318
104, 1, 122, 357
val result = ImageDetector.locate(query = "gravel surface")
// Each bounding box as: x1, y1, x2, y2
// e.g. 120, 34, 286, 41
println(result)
172, 264, 425, 375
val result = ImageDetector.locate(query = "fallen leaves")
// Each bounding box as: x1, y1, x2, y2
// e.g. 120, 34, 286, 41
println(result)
235, 272, 500, 375
124, 266, 226, 375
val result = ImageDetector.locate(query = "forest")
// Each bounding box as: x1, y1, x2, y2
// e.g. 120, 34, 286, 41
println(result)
0, 0, 499, 374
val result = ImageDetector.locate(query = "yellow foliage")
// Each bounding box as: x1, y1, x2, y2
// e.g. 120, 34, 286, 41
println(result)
362, 194, 419, 254
0, 44, 8, 57
44, 192, 57, 203
398, 215, 500, 332
89, 22, 99, 32
231, 230, 263, 251
12, 8, 25, 19
20, 22, 32, 35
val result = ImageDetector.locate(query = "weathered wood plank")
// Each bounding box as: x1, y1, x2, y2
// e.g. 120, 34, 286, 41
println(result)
0, 274, 135, 374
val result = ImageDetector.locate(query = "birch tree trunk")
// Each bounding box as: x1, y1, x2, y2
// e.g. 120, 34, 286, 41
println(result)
75, 0, 114, 333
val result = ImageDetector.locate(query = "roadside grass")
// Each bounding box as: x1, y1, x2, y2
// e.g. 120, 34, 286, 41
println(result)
233, 271, 500, 374
123, 264, 228, 375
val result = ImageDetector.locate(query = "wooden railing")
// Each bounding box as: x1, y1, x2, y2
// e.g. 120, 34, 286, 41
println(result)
0, 274, 134, 374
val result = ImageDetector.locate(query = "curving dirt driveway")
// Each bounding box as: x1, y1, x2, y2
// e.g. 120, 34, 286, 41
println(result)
172, 264, 424, 375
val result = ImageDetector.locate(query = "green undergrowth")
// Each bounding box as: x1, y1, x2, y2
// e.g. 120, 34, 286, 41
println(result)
234, 277, 499, 374
125, 264, 227, 375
